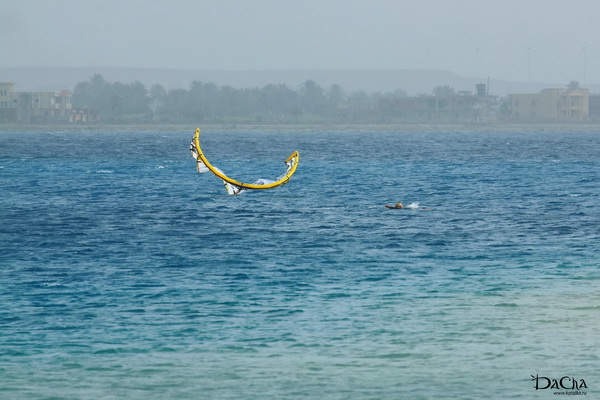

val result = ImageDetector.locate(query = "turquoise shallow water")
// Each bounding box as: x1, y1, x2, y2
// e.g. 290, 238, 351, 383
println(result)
1, 130, 600, 399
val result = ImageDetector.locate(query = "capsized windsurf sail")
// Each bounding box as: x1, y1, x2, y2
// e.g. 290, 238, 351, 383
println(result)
190, 128, 299, 195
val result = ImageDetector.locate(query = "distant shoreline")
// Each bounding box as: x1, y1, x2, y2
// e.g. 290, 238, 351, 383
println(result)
1, 123, 600, 134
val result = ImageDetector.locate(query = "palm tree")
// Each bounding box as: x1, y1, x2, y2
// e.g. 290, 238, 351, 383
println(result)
299, 79, 325, 114
432, 85, 455, 96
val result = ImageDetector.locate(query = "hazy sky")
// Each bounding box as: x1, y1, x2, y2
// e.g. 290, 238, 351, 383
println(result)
2, 0, 599, 84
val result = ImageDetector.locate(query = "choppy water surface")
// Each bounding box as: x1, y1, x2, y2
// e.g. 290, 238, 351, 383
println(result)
1, 130, 599, 399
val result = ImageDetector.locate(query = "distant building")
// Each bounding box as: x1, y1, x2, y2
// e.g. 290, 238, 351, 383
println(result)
377, 84, 498, 123
14, 90, 73, 123
588, 94, 600, 122
505, 88, 589, 122
0, 82, 17, 122
0, 82, 98, 123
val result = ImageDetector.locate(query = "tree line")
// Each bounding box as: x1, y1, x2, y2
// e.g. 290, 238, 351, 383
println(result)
72, 74, 411, 124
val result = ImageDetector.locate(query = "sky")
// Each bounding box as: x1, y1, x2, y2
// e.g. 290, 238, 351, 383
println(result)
2, 0, 599, 84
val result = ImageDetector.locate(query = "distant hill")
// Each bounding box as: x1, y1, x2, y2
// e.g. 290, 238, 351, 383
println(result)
1, 66, 598, 96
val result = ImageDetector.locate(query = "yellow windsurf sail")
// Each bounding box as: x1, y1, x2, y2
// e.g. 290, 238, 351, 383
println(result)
190, 128, 299, 195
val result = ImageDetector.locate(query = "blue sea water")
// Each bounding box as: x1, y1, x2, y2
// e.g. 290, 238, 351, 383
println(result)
1, 129, 599, 399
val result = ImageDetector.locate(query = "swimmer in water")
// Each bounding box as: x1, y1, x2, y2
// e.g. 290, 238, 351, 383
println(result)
385, 202, 404, 209
385, 202, 430, 210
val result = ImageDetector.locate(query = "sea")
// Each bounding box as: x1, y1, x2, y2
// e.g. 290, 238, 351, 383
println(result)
1, 128, 599, 399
